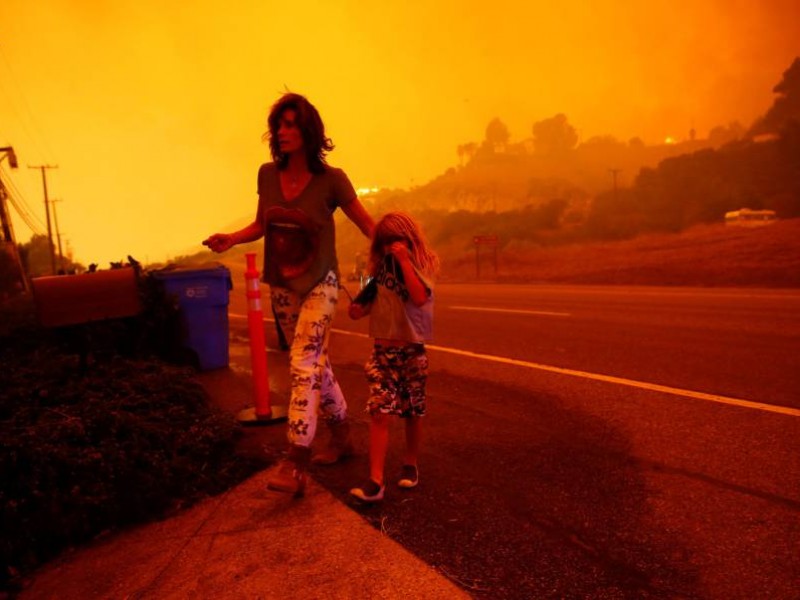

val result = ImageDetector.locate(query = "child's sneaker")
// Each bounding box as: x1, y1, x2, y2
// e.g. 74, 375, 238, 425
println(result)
350, 479, 385, 502
398, 464, 418, 488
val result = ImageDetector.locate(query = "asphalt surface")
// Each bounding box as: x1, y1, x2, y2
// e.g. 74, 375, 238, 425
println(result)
16, 265, 799, 599
224, 280, 800, 599
428, 284, 800, 410
38, 266, 785, 598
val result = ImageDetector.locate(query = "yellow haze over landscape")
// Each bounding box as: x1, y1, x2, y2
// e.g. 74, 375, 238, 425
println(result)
1, 0, 799, 267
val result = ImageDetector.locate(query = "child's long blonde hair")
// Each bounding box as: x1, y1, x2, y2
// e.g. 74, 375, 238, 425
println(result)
369, 212, 439, 278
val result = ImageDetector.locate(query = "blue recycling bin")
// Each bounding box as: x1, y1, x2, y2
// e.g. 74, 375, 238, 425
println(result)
153, 265, 232, 370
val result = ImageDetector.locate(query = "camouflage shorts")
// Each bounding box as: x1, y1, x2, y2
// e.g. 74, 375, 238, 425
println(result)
365, 344, 428, 417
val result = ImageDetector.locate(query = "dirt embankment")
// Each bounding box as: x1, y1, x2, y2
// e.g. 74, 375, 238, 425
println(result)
440, 219, 800, 287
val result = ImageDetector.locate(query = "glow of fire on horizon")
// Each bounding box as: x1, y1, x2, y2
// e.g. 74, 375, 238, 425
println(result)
0, 0, 798, 267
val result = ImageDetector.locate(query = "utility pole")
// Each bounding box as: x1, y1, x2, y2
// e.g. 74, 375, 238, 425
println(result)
51, 198, 64, 271
0, 148, 19, 244
608, 168, 622, 202
0, 178, 14, 245
29, 164, 58, 275
0, 146, 29, 292
0, 176, 29, 291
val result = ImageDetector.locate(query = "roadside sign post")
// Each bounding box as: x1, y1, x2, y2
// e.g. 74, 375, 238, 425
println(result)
473, 235, 498, 280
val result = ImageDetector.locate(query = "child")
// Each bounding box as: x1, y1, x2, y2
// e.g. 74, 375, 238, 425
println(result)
348, 212, 439, 502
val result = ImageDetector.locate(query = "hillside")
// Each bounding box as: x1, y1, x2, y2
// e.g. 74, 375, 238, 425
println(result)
440, 218, 800, 287
358, 137, 718, 217
189, 218, 799, 289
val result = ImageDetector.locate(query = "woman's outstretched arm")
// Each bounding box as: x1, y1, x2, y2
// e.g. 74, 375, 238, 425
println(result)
203, 220, 264, 253
341, 197, 375, 238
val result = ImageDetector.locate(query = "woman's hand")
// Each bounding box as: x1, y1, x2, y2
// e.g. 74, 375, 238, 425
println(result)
203, 221, 265, 252
203, 233, 234, 253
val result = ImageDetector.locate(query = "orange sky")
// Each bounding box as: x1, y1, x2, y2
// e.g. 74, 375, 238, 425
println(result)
1, 0, 798, 267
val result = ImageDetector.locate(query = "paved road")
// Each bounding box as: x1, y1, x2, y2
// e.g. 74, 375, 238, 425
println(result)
342, 283, 800, 411
228, 280, 800, 599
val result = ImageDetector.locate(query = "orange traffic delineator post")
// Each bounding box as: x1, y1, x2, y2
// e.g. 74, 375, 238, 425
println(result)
237, 252, 288, 426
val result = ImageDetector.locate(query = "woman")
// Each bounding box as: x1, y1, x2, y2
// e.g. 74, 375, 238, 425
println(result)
204, 93, 374, 496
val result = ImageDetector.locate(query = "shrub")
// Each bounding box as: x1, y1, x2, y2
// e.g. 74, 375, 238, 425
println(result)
0, 294, 267, 591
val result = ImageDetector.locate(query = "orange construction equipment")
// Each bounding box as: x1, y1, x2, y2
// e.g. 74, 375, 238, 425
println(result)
237, 252, 287, 425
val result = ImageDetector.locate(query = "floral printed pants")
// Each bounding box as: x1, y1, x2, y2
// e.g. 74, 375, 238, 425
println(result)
270, 271, 347, 446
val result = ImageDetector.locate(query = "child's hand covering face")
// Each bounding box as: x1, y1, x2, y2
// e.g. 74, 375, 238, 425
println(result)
387, 240, 410, 262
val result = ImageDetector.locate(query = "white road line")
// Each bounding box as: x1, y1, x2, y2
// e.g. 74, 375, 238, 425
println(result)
422, 345, 800, 418
454, 286, 800, 301
449, 305, 571, 317
229, 313, 799, 417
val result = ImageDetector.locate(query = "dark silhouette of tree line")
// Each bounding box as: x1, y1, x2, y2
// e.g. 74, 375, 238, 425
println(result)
16, 234, 85, 276
342, 58, 800, 264
586, 57, 800, 239
418, 56, 799, 245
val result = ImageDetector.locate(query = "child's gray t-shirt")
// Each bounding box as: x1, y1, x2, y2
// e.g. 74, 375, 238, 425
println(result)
368, 257, 434, 343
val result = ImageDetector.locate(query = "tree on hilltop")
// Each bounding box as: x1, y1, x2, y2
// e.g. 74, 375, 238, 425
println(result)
751, 56, 800, 136
709, 121, 745, 146
457, 142, 478, 166
532, 113, 578, 155
485, 118, 510, 150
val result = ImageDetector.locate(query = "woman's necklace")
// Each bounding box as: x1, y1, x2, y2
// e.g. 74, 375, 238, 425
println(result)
286, 171, 305, 190
283, 169, 310, 200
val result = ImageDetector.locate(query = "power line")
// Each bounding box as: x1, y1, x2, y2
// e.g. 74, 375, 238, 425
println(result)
0, 169, 43, 234
4, 190, 44, 234
0, 181, 45, 232
0, 151, 30, 292
0, 165, 46, 231
0, 43, 59, 164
